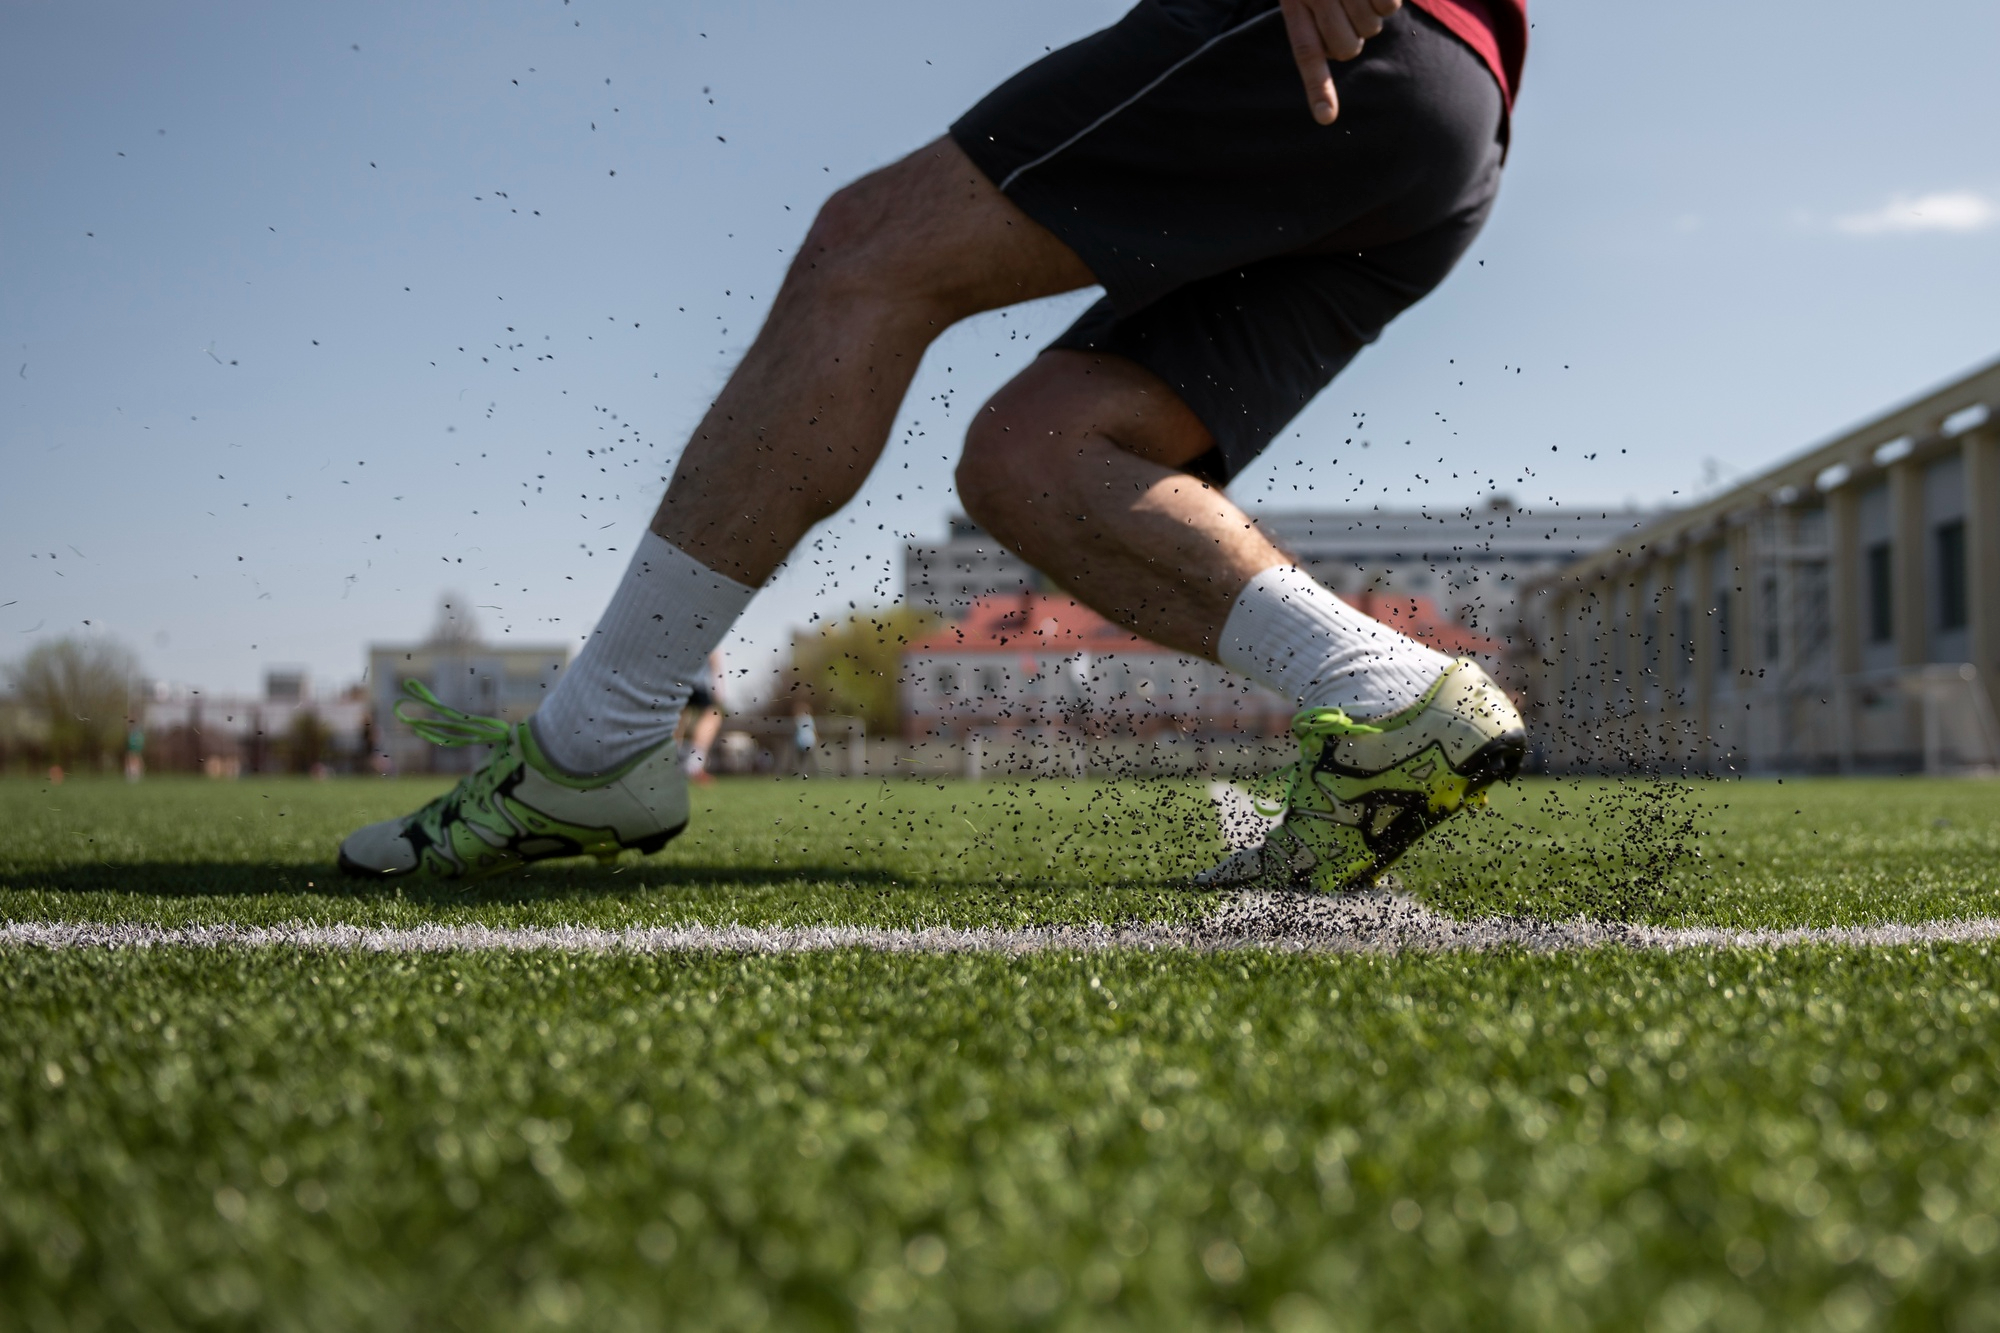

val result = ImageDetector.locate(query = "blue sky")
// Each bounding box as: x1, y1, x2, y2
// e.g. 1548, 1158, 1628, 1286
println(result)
5, 0, 1997, 702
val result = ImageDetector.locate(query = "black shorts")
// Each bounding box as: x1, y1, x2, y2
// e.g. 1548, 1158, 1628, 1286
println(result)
686, 683, 716, 712
951, 1, 1505, 483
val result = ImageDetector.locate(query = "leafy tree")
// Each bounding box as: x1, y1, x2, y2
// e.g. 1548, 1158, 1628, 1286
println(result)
786, 607, 942, 736
285, 710, 333, 773
7, 637, 141, 770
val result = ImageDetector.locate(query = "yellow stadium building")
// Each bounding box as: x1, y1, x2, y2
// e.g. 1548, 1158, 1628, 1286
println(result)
1518, 357, 2000, 774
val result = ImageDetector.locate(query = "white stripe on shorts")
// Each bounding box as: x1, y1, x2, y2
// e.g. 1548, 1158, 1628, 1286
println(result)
996, 9, 1285, 193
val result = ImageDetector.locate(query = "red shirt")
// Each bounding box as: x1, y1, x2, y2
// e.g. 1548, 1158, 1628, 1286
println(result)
1409, 0, 1526, 112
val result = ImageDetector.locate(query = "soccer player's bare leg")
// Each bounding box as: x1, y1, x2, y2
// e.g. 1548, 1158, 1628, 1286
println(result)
338, 140, 1103, 877
955, 352, 1523, 895
960, 347, 1492, 718
514, 137, 1102, 779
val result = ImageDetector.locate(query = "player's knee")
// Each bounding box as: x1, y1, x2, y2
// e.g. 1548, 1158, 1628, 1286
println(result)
798, 183, 874, 271
957, 410, 1059, 534
953, 441, 1010, 533
956, 429, 1016, 529
792, 177, 932, 309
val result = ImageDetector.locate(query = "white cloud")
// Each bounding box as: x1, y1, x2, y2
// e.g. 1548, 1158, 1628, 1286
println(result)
1835, 190, 1998, 236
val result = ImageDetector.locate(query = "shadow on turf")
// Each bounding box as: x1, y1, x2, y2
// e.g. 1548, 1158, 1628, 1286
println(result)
0, 861, 916, 904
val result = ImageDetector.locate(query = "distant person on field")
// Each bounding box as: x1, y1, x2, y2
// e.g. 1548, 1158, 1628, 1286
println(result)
791, 700, 817, 778
679, 651, 725, 784
340, 0, 1530, 888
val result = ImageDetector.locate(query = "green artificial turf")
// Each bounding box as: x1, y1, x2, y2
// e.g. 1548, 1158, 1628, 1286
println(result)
0, 776, 1222, 931
5, 774, 2000, 1330
7, 945, 2000, 1331
3, 774, 1999, 930
1401, 775, 2000, 929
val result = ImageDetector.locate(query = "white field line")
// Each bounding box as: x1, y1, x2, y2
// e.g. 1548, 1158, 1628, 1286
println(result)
0, 919, 1193, 956
7, 907, 2000, 957
5, 784, 1994, 956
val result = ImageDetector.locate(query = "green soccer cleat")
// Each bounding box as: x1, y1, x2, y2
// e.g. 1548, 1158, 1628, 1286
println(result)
1196, 659, 1526, 894
337, 682, 689, 881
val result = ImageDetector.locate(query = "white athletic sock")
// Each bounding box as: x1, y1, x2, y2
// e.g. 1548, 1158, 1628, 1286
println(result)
531, 532, 755, 776
1217, 564, 1454, 721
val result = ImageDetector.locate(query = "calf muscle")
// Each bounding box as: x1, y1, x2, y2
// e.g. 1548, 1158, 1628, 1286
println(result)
958, 351, 1286, 659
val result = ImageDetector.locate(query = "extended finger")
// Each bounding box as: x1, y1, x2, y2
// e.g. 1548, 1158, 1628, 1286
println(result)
1278, 0, 1342, 123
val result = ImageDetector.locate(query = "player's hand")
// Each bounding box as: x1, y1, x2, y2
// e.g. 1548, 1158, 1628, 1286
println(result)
1279, 0, 1402, 125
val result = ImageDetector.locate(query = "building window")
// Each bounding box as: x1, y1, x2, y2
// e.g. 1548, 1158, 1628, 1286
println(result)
1715, 589, 1732, 671
1936, 520, 1968, 632
1676, 603, 1694, 685
1865, 542, 1893, 643
1798, 562, 1831, 662
1762, 574, 1780, 663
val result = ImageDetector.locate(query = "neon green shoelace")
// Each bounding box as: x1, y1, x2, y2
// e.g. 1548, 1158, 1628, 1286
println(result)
393, 680, 512, 748
1251, 706, 1384, 818
390, 681, 518, 845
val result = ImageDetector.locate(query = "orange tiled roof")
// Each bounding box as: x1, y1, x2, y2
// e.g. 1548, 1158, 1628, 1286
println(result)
905, 590, 1498, 660
903, 594, 1160, 656
1348, 590, 1502, 659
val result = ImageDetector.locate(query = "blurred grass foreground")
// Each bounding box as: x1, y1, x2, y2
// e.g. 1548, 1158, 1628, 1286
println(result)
5, 774, 2000, 1330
